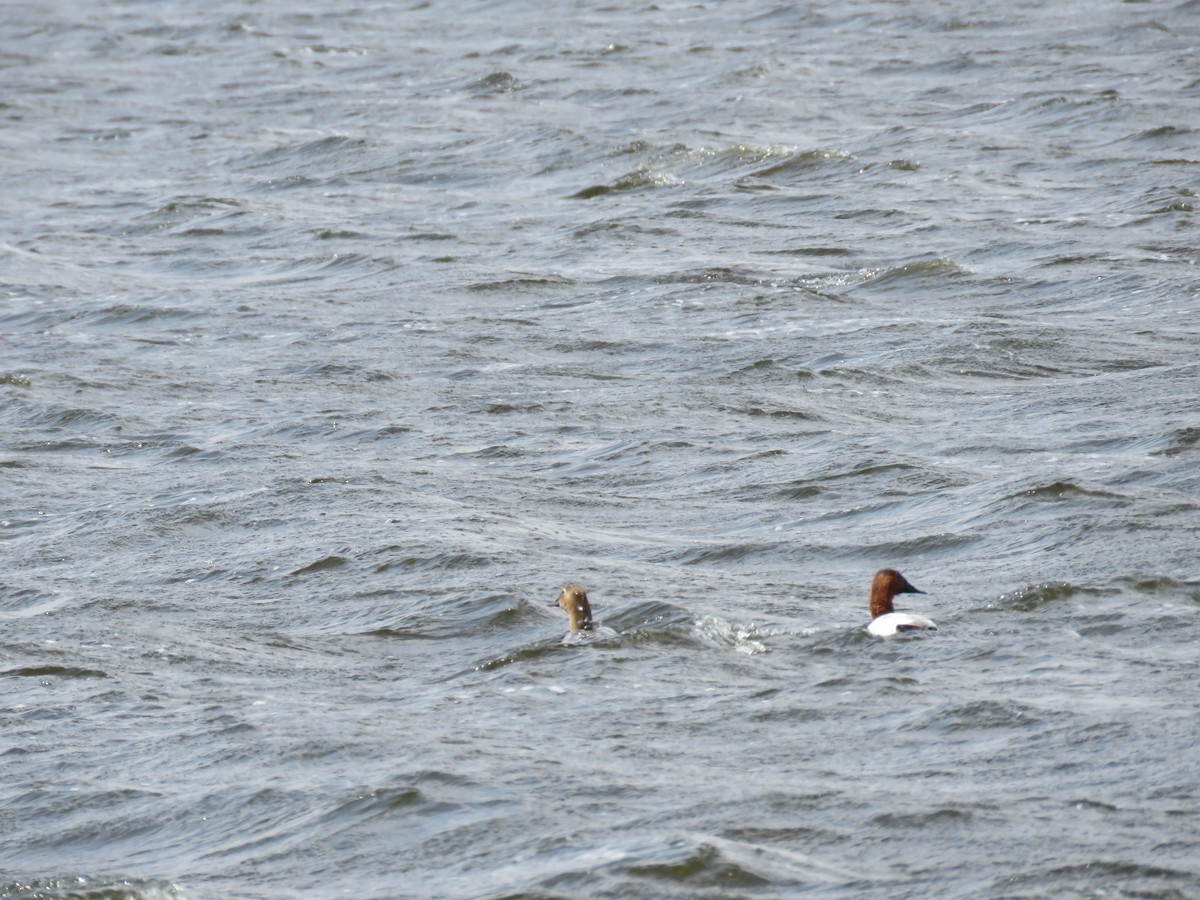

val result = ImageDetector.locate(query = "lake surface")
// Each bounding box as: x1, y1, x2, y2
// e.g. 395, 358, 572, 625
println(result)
3, 1, 1199, 897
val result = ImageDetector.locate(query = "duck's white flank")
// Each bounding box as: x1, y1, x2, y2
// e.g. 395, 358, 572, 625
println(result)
865, 569, 937, 636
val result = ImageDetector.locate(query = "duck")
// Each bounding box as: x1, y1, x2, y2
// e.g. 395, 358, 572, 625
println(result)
552, 583, 618, 645
866, 568, 937, 636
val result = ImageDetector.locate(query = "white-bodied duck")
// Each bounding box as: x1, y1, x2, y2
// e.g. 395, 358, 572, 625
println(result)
866, 569, 937, 636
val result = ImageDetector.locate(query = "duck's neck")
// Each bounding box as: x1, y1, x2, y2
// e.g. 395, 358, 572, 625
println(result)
566, 601, 593, 631
869, 588, 895, 620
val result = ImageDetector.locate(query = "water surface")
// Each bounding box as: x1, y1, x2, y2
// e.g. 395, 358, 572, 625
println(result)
3, 1, 1199, 897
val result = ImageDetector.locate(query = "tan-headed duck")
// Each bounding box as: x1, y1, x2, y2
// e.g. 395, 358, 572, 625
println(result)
552, 583, 618, 645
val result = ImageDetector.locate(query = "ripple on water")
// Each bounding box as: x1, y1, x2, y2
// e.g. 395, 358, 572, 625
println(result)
3, 665, 110, 680
993, 860, 1200, 897
988, 581, 1089, 612
0, 877, 188, 900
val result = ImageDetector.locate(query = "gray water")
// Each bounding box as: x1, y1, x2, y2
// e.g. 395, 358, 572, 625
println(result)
3, 0, 1200, 897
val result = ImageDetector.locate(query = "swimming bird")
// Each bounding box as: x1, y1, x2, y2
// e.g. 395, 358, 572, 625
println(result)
552, 583, 618, 645
866, 569, 937, 636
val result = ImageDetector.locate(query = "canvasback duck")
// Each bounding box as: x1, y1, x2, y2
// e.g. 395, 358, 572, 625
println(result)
552, 583, 618, 645
866, 569, 937, 636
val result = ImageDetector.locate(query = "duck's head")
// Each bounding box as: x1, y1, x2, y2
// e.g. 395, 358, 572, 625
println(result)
552, 583, 593, 631
869, 568, 925, 619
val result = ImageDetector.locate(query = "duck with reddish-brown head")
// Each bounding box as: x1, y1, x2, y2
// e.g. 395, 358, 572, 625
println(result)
865, 569, 937, 636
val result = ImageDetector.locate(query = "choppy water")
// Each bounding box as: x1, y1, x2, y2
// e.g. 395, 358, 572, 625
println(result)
3, 0, 1200, 897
